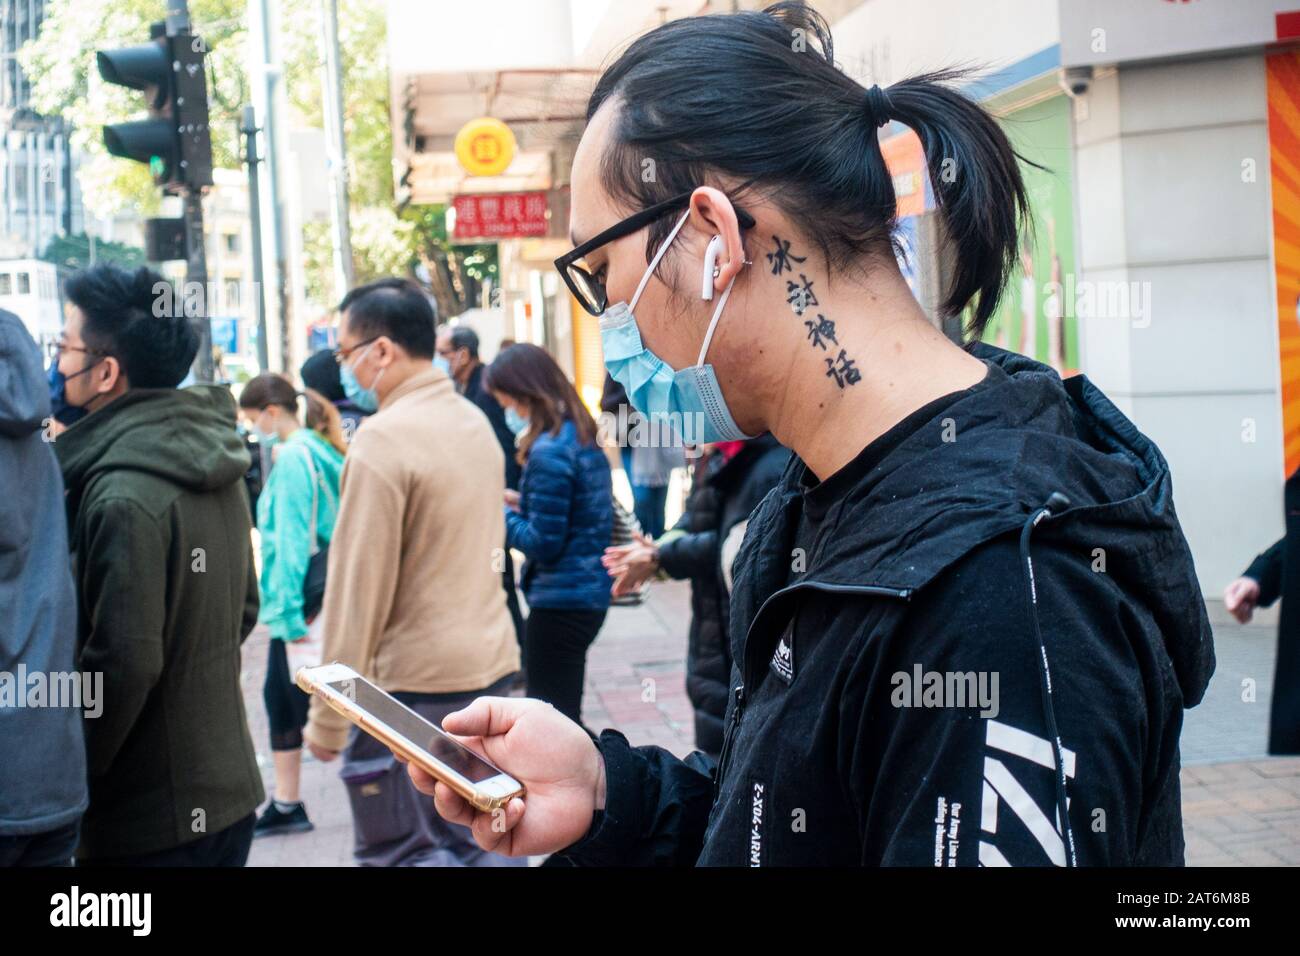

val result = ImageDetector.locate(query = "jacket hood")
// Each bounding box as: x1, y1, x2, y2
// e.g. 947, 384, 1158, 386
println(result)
770, 343, 1214, 706
711, 433, 783, 490
0, 310, 50, 439
56, 384, 251, 505
279, 427, 345, 483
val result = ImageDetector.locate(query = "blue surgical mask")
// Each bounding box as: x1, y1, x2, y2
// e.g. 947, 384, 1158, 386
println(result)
341, 342, 382, 413
47, 362, 88, 426
599, 210, 755, 444
504, 406, 529, 436
434, 355, 452, 375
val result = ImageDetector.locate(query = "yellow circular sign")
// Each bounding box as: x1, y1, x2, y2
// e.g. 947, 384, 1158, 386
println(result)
454, 117, 516, 177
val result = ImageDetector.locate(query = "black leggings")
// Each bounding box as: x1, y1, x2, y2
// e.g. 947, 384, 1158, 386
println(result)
524, 607, 607, 726
264, 637, 311, 751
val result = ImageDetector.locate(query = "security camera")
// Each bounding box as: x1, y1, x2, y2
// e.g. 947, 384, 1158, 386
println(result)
1059, 65, 1094, 98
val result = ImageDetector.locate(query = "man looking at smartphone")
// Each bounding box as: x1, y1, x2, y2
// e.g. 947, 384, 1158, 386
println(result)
399, 5, 1214, 866
303, 278, 522, 867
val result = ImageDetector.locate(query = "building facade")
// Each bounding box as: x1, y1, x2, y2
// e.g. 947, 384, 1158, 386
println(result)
0, 0, 81, 260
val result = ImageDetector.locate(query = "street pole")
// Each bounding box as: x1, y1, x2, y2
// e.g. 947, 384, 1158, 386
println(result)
241, 106, 271, 373
182, 187, 214, 382
164, 0, 190, 33
166, 0, 215, 383
320, 0, 354, 298
251, 0, 293, 373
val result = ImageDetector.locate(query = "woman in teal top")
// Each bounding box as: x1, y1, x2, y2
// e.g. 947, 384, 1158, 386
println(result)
238, 372, 347, 838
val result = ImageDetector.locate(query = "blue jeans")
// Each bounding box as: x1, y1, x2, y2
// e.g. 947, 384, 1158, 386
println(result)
0, 820, 80, 867
621, 447, 668, 539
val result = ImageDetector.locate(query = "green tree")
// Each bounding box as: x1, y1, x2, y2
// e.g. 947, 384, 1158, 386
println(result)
400, 204, 498, 320
41, 233, 147, 270
19, 0, 250, 220
20, 0, 430, 306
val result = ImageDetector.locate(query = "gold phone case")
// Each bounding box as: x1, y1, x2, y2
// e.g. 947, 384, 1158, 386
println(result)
296, 667, 524, 813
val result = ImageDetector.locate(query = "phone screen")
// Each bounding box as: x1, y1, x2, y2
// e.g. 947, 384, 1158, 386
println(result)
327, 676, 503, 783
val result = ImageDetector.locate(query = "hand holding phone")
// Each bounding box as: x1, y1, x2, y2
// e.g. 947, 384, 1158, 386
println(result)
405, 696, 606, 858
296, 664, 526, 812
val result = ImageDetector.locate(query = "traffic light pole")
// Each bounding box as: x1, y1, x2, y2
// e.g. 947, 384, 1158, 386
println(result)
241, 105, 270, 373
321, 0, 354, 296
100, 0, 216, 383
169, 0, 214, 383
165, 0, 190, 34
183, 188, 215, 383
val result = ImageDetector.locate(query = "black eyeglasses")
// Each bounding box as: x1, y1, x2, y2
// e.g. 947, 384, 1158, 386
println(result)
554, 191, 756, 317
45, 340, 109, 362
333, 336, 378, 365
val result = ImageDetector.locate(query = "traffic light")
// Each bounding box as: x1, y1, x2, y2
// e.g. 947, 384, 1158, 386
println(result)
98, 20, 212, 192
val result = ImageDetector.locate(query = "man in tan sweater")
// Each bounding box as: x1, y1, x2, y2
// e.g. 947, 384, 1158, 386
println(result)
304, 278, 521, 866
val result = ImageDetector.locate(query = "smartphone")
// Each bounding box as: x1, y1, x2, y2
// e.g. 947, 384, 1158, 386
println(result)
296, 662, 524, 812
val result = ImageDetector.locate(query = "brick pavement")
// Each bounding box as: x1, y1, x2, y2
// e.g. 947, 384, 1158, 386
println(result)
243, 579, 1299, 867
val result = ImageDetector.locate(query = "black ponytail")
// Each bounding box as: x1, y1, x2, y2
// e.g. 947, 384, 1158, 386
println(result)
885, 70, 1033, 332
587, 1, 1031, 337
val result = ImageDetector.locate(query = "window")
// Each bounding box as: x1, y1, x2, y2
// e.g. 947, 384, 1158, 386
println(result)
17, 273, 30, 295
0, 274, 11, 296
224, 233, 240, 254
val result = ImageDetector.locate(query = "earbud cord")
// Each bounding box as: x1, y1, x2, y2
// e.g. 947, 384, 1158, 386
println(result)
625, 207, 737, 368
629, 210, 692, 313
697, 275, 736, 367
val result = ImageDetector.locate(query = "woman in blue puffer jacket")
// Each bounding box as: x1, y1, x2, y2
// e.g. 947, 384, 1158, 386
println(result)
485, 344, 612, 726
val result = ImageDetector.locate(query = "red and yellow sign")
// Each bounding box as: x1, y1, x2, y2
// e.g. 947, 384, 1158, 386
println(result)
453, 192, 548, 239
454, 117, 516, 177
1268, 52, 1300, 476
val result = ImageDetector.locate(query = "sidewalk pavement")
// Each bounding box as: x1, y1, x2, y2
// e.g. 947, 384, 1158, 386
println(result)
242, 579, 1300, 867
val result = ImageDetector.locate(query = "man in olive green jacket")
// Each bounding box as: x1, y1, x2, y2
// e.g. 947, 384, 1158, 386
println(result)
52, 265, 264, 864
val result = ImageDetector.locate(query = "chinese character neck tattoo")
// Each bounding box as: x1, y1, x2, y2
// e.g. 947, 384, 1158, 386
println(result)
767, 234, 862, 390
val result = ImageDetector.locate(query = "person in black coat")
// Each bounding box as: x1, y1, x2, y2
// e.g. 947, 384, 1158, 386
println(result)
1224, 468, 1300, 754
438, 325, 521, 490
437, 324, 525, 651
603, 435, 789, 757
301, 348, 371, 441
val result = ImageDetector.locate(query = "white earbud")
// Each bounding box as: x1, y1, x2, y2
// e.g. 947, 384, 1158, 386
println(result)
702, 235, 725, 302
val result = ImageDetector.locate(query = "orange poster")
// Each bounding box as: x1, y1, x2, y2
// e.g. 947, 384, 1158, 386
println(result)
1268, 51, 1300, 476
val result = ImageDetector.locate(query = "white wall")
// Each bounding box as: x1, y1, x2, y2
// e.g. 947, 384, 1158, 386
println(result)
834, 0, 1058, 85
387, 0, 577, 73
1060, 0, 1299, 69
386, 0, 709, 74
1073, 53, 1284, 595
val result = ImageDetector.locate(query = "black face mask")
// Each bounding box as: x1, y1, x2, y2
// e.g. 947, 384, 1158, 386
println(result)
47, 359, 100, 426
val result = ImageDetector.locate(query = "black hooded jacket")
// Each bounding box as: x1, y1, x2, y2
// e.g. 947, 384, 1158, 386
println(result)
658, 435, 790, 755
555, 345, 1214, 867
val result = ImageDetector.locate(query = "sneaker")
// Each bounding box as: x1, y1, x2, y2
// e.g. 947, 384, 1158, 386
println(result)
253, 801, 314, 838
